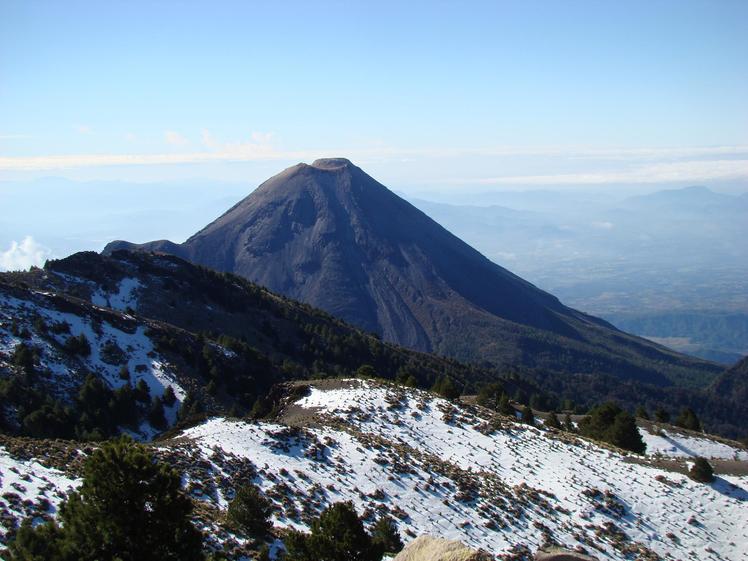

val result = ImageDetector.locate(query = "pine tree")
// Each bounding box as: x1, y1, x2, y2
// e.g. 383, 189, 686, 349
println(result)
635, 405, 649, 420
431, 376, 460, 400
63, 333, 91, 357
135, 379, 150, 403
355, 364, 377, 379
521, 405, 535, 426
579, 402, 645, 454
545, 411, 561, 430
11, 343, 35, 373
675, 408, 702, 432
607, 411, 646, 454
476, 383, 503, 409
563, 412, 575, 432
498, 394, 515, 416
148, 396, 167, 431
284, 501, 381, 561
689, 457, 714, 483
370, 515, 403, 555
162, 385, 177, 407
5, 437, 204, 561
4, 519, 66, 560
654, 407, 670, 423
226, 484, 273, 539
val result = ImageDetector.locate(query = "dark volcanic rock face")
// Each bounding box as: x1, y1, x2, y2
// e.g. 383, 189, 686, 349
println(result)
105, 158, 721, 386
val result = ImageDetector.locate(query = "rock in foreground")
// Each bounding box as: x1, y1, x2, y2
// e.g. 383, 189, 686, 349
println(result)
393, 535, 492, 561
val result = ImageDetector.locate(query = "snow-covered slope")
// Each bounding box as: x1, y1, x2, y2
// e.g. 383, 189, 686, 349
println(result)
0, 285, 188, 437
1, 380, 746, 559
640, 425, 748, 461
172, 380, 747, 561
0, 445, 80, 544
0, 291, 185, 402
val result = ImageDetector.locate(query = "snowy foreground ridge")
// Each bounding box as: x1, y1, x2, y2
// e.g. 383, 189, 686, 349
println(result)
180, 381, 748, 561
1, 379, 746, 560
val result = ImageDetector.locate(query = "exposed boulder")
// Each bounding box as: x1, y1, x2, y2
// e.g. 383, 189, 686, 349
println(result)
535, 546, 598, 561
393, 535, 492, 561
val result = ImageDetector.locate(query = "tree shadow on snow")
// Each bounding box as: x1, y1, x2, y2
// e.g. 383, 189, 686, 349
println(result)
710, 476, 748, 501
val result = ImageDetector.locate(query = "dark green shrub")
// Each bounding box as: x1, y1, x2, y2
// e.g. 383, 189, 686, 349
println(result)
225, 484, 273, 538
5, 437, 204, 561
579, 402, 646, 454
521, 405, 535, 425
431, 376, 460, 400
148, 397, 167, 431
689, 457, 714, 483
63, 333, 91, 357
11, 343, 36, 372
162, 386, 177, 407
370, 515, 403, 555
544, 411, 561, 430
675, 408, 702, 432
284, 501, 381, 561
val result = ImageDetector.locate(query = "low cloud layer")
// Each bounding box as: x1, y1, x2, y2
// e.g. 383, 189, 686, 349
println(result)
1, 139, 746, 187
0, 236, 52, 271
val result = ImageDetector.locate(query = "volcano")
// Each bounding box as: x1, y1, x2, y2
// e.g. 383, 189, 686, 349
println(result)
105, 158, 719, 386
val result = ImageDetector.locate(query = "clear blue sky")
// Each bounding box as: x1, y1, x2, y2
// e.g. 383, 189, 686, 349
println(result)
1, 0, 747, 189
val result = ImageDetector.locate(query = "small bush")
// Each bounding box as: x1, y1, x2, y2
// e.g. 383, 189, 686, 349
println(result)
431, 376, 460, 400
226, 484, 273, 538
162, 386, 177, 407
64, 333, 91, 357
689, 457, 714, 483
675, 408, 702, 432
11, 343, 36, 372
371, 514, 403, 555
544, 411, 561, 430
521, 405, 535, 426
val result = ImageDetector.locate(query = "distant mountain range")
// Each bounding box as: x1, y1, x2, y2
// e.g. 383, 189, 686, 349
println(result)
105, 158, 720, 390
407, 185, 748, 364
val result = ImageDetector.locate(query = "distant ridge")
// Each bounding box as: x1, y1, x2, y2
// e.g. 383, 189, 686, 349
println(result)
105, 158, 720, 387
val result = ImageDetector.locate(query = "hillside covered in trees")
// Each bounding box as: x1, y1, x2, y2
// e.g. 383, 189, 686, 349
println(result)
1, 250, 746, 441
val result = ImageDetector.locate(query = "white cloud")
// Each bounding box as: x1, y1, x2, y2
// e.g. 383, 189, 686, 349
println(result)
0, 130, 293, 170
75, 124, 93, 134
200, 128, 220, 149
470, 159, 748, 185
1, 139, 747, 189
591, 221, 614, 230
164, 130, 189, 146
124, 132, 137, 142
0, 237, 52, 271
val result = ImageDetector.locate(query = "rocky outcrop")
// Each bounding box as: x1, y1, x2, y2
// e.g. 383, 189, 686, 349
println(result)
393, 536, 492, 561
535, 547, 598, 561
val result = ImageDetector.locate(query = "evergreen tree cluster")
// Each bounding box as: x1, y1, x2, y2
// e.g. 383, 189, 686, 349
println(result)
578, 402, 646, 454
430, 375, 460, 399
283, 502, 402, 561
225, 484, 273, 539
674, 408, 702, 432
1, 347, 177, 441
4, 438, 204, 561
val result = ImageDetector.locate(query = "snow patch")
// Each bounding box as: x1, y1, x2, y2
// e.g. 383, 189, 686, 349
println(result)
91, 277, 141, 311
640, 426, 748, 461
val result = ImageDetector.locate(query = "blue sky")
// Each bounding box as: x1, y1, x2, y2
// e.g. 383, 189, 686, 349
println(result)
1, 0, 747, 190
